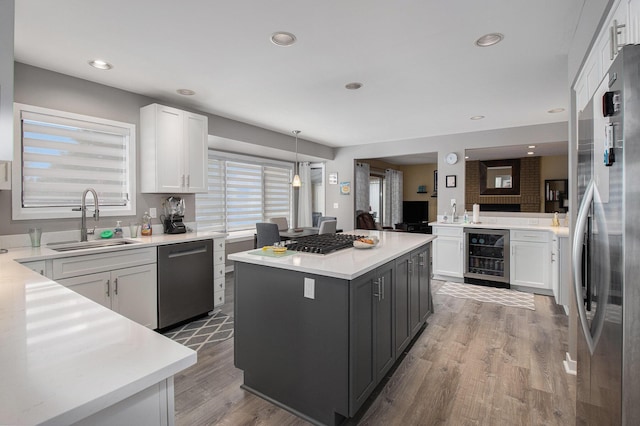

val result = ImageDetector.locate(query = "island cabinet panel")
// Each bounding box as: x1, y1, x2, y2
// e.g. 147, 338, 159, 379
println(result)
234, 263, 350, 426
394, 245, 433, 359
418, 245, 433, 322
394, 253, 412, 356
349, 261, 395, 416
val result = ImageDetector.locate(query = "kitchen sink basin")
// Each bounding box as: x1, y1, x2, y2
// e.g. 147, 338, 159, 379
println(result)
47, 239, 140, 252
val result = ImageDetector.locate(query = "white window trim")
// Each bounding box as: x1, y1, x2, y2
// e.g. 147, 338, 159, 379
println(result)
12, 103, 137, 220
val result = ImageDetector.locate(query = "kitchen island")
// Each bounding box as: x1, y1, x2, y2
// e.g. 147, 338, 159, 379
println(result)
229, 230, 436, 426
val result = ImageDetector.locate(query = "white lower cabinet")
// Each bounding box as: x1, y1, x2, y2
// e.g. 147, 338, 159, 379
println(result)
213, 238, 225, 307
58, 264, 157, 329
20, 259, 50, 278
510, 230, 551, 290
53, 248, 158, 329
432, 226, 463, 278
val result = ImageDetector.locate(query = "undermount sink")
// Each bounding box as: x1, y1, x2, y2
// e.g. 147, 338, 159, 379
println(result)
47, 239, 140, 252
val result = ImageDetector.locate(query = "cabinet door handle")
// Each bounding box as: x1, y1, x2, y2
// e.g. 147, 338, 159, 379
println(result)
381, 276, 385, 300
372, 278, 381, 301
610, 19, 626, 60
186, 174, 190, 187
40, 269, 44, 276
114, 277, 118, 295
106, 279, 110, 297
181, 175, 185, 188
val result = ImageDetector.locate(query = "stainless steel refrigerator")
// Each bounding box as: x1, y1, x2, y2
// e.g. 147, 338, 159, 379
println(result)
574, 45, 640, 425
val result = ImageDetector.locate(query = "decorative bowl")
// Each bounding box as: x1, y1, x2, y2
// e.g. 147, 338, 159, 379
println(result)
353, 236, 379, 249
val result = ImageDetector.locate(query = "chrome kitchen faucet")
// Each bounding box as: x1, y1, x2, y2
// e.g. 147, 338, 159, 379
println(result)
73, 188, 100, 242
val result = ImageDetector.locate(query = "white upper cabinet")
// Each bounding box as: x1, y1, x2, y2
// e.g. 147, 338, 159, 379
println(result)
575, 0, 640, 111
140, 104, 208, 193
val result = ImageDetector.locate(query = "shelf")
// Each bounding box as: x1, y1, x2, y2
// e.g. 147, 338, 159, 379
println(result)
416, 191, 428, 194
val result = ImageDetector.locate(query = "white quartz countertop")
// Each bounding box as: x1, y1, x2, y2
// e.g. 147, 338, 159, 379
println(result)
429, 221, 569, 237
228, 230, 436, 280
0, 232, 221, 425
8, 231, 227, 263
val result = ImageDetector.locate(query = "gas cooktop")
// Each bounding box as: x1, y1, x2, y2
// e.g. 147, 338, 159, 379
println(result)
285, 234, 365, 254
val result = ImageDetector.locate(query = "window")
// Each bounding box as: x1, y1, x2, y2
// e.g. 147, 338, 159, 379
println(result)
196, 150, 293, 234
12, 104, 136, 220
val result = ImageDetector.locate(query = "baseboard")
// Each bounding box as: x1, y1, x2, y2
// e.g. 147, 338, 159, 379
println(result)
563, 351, 577, 375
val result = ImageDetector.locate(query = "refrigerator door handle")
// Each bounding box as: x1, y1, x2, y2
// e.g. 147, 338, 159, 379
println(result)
572, 179, 610, 355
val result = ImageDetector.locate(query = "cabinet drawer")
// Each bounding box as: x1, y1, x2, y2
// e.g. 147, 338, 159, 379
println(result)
433, 226, 463, 237
214, 249, 225, 265
511, 230, 550, 243
214, 238, 225, 252
214, 277, 225, 292
214, 289, 225, 307
214, 264, 225, 280
53, 247, 157, 279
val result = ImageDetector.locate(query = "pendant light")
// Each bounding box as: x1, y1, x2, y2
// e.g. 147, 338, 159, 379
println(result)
292, 130, 302, 187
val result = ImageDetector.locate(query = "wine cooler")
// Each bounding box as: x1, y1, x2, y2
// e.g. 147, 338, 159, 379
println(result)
463, 228, 510, 288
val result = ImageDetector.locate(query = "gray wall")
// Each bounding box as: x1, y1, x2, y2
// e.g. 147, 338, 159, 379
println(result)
1, 63, 331, 236
0, 0, 14, 161
324, 122, 568, 231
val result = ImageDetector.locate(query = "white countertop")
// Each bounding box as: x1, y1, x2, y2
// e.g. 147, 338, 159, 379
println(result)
228, 230, 436, 280
8, 231, 227, 263
0, 231, 226, 425
429, 221, 570, 237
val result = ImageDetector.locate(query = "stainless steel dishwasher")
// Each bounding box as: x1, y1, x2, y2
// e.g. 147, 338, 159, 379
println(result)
157, 239, 214, 330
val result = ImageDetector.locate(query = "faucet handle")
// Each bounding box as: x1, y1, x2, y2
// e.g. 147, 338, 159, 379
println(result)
72, 207, 82, 212
87, 226, 96, 235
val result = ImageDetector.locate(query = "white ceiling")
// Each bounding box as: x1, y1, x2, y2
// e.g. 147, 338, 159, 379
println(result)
14, 0, 584, 148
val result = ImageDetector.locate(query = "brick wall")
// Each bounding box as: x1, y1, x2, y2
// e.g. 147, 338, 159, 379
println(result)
465, 157, 541, 212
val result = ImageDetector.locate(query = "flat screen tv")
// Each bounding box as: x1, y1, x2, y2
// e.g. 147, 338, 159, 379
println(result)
402, 201, 429, 224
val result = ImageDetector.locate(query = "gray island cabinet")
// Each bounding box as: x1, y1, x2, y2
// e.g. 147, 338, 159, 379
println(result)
229, 231, 436, 426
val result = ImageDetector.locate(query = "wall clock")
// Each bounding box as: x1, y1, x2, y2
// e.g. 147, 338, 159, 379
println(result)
445, 152, 458, 165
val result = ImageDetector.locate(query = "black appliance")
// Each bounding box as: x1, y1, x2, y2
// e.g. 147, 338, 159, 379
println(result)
463, 228, 510, 288
161, 196, 186, 234
157, 240, 214, 330
285, 234, 365, 254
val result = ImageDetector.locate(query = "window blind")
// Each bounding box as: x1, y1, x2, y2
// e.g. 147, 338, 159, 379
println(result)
264, 165, 292, 222
195, 151, 293, 233
20, 110, 131, 208
195, 155, 225, 232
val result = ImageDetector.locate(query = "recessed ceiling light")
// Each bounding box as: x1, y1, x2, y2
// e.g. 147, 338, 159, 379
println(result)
475, 33, 504, 47
548, 107, 565, 113
527, 151, 535, 155
271, 32, 297, 46
470, 115, 485, 120
345, 82, 363, 90
176, 89, 196, 96
528, 145, 536, 149
88, 59, 113, 70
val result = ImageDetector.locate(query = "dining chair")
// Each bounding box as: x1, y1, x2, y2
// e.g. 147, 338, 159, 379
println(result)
317, 216, 337, 228
269, 216, 289, 231
256, 222, 281, 248
318, 220, 337, 234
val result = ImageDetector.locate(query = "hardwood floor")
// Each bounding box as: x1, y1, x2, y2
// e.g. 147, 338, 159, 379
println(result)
174, 275, 575, 425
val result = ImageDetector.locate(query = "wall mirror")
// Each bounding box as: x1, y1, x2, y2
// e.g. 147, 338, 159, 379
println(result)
465, 142, 568, 213
480, 159, 520, 195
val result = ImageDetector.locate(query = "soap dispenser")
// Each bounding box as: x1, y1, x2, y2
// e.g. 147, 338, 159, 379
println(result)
552, 212, 560, 227
114, 220, 123, 238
